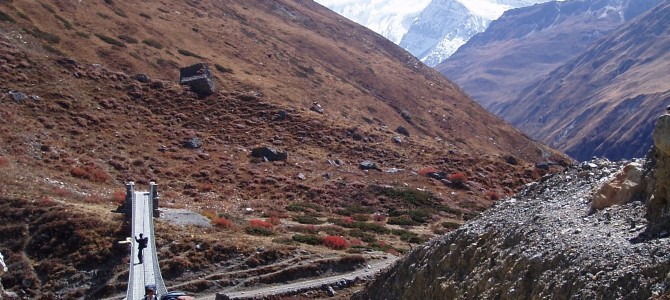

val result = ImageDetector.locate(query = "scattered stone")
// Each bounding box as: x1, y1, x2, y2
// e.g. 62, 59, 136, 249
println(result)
179, 63, 215, 97
134, 73, 150, 83
297, 173, 306, 180
396, 126, 410, 137
426, 172, 447, 180
251, 146, 288, 161
392, 136, 403, 144
8, 90, 27, 102
400, 109, 412, 122
311, 102, 324, 114
277, 110, 288, 120
183, 137, 202, 149
506, 155, 518, 165
359, 161, 381, 171
536, 162, 550, 170
327, 285, 336, 297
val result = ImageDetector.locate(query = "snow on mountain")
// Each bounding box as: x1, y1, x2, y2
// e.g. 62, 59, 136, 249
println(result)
314, 0, 431, 44
402, 0, 559, 66
316, 0, 558, 67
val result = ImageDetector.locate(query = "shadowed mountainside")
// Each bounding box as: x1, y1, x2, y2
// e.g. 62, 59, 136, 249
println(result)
498, 1, 670, 161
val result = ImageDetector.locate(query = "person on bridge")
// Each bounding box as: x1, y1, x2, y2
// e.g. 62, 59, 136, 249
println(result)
144, 284, 158, 300
135, 233, 149, 264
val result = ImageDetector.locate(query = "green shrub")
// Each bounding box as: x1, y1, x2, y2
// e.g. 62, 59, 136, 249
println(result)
352, 222, 389, 234
118, 35, 138, 44
293, 214, 324, 225
215, 64, 234, 73
387, 216, 417, 226
75, 31, 90, 38
245, 226, 273, 236
292, 234, 322, 245
139, 12, 151, 19
39, 2, 56, 13
30, 28, 60, 44
143, 39, 163, 49
97, 12, 111, 19
114, 9, 127, 18
0, 10, 16, 23
55, 15, 72, 30
43, 44, 64, 56
177, 49, 204, 59
95, 34, 125, 47
408, 209, 432, 224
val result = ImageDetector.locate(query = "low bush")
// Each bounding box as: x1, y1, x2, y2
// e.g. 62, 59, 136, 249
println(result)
323, 236, 349, 250
485, 190, 501, 201
387, 216, 417, 226
31, 28, 60, 44
327, 216, 354, 228
118, 35, 138, 44
143, 39, 163, 49
0, 10, 16, 23
0, 156, 8, 167
447, 172, 468, 185
111, 190, 126, 205
95, 34, 125, 47
292, 234, 322, 245
417, 166, 439, 176
249, 219, 274, 229
215, 64, 234, 73
293, 214, 324, 225
177, 49, 204, 59
245, 226, 273, 236
352, 214, 371, 222
213, 217, 234, 229
352, 221, 389, 234
288, 224, 317, 234
441, 221, 461, 229
69, 165, 110, 183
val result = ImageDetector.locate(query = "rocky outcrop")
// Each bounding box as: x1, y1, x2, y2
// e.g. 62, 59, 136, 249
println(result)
353, 158, 670, 299
591, 162, 643, 210
647, 115, 670, 223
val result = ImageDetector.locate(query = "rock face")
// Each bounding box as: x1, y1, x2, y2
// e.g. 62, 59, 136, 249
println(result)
647, 115, 670, 223
354, 156, 670, 299
591, 162, 643, 210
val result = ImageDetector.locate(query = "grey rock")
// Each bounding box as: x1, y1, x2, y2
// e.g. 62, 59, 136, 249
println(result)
327, 285, 336, 297
392, 136, 403, 144
251, 146, 288, 161
183, 137, 202, 149
359, 161, 381, 171
311, 102, 324, 114
396, 126, 410, 137
134, 73, 150, 83
506, 155, 518, 165
8, 91, 27, 102
179, 63, 215, 96
297, 173, 306, 180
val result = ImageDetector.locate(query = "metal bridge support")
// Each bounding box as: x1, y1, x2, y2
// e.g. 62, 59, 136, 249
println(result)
150, 182, 160, 218
125, 181, 135, 220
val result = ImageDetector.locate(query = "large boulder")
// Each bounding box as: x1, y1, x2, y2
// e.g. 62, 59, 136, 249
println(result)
592, 162, 643, 210
179, 63, 215, 97
251, 147, 288, 161
653, 115, 670, 156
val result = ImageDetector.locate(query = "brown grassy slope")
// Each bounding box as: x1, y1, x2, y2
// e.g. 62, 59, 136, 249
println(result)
498, 1, 670, 161
0, 0, 558, 162
0, 0, 572, 298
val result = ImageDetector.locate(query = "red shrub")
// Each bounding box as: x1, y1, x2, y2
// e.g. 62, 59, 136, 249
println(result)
111, 190, 126, 205
213, 217, 234, 228
485, 191, 501, 201
323, 236, 349, 250
69, 165, 110, 183
249, 219, 274, 229
417, 167, 439, 176
350, 238, 363, 246
53, 187, 71, 197
0, 156, 8, 167
267, 216, 281, 226
198, 183, 215, 192
373, 213, 386, 222
447, 172, 468, 185
342, 217, 354, 225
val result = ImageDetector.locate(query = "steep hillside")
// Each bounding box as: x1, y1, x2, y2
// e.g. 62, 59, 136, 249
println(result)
499, 1, 670, 161
0, 0, 570, 298
437, 0, 663, 111
353, 113, 670, 299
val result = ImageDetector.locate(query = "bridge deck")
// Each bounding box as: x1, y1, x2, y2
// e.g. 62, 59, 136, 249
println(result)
127, 184, 166, 300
